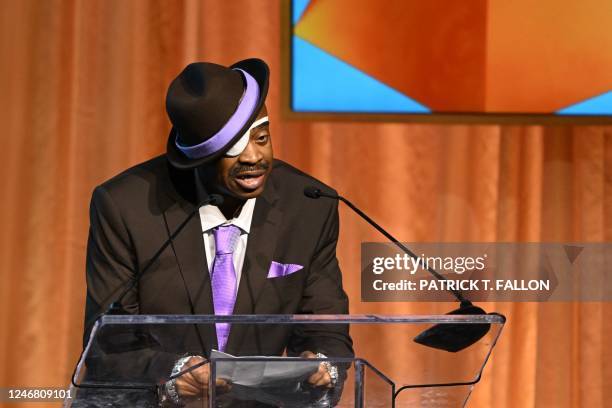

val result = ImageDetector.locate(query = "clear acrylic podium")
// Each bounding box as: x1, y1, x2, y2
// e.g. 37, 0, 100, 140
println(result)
68, 314, 505, 407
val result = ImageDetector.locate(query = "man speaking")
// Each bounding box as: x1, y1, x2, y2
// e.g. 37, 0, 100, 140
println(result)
83, 58, 353, 405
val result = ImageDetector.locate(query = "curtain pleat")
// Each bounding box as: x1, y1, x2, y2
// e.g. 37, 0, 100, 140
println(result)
0, 1, 610, 406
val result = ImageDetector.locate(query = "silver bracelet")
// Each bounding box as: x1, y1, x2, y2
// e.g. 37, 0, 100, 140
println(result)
315, 353, 338, 387
165, 355, 197, 406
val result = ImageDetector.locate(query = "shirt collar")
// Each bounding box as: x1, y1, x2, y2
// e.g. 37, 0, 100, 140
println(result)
199, 197, 256, 234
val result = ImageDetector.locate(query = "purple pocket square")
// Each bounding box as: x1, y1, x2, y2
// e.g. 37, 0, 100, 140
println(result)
267, 261, 304, 278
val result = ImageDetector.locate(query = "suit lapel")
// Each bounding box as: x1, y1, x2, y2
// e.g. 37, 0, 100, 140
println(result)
162, 166, 217, 353
163, 200, 214, 314
226, 178, 282, 353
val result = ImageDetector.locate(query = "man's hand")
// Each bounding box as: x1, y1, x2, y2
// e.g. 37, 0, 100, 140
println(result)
301, 351, 333, 388
175, 356, 230, 398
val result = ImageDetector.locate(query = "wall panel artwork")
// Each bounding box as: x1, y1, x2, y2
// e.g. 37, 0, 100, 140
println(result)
290, 0, 612, 117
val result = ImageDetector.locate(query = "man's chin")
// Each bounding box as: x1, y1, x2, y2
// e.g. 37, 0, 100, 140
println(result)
227, 188, 263, 200
216, 185, 263, 202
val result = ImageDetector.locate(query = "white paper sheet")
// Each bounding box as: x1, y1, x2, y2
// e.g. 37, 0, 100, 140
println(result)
210, 350, 320, 387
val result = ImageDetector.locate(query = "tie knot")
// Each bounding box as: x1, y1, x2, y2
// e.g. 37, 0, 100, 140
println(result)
212, 225, 241, 255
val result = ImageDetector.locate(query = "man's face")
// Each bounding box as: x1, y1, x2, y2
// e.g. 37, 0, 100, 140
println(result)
212, 105, 273, 200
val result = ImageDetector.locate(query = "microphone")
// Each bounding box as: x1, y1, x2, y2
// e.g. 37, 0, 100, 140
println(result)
86, 193, 223, 353
303, 186, 323, 199
304, 186, 492, 352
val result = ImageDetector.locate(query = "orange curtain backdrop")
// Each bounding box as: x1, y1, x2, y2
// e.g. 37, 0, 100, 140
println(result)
0, 1, 611, 407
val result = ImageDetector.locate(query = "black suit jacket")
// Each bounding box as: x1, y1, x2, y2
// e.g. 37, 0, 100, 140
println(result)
84, 156, 353, 363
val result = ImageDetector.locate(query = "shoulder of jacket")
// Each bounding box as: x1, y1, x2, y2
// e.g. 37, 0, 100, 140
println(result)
271, 159, 338, 197
94, 154, 168, 195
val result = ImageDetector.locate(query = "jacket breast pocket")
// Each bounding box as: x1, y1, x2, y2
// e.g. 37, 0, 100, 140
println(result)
267, 261, 303, 278
264, 264, 307, 311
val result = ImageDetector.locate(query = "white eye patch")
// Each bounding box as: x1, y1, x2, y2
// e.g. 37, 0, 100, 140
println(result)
224, 116, 270, 157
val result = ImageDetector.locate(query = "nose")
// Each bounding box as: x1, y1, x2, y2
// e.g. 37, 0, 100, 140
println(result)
237, 140, 263, 164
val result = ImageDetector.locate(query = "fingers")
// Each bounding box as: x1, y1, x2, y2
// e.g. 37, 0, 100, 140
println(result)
308, 363, 332, 388
176, 378, 231, 398
188, 356, 211, 384
176, 357, 209, 397
215, 378, 230, 388
189, 364, 228, 389
302, 350, 333, 388
175, 377, 204, 397
300, 351, 316, 359
216, 378, 232, 394
176, 357, 233, 398
188, 363, 210, 386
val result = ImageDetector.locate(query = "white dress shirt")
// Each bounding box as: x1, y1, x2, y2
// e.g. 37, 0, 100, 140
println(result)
198, 198, 256, 290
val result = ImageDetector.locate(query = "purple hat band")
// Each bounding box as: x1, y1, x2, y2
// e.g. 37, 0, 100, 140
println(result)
175, 68, 260, 159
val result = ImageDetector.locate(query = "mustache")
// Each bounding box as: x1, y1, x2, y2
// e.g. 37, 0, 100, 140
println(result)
230, 161, 270, 177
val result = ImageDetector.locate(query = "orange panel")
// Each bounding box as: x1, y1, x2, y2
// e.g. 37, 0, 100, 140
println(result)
295, 0, 488, 111
486, 0, 612, 112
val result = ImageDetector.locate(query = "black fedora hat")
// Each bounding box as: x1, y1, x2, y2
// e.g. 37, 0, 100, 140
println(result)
165, 58, 269, 169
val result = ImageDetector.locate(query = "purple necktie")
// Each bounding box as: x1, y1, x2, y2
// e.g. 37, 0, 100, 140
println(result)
211, 225, 241, 351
